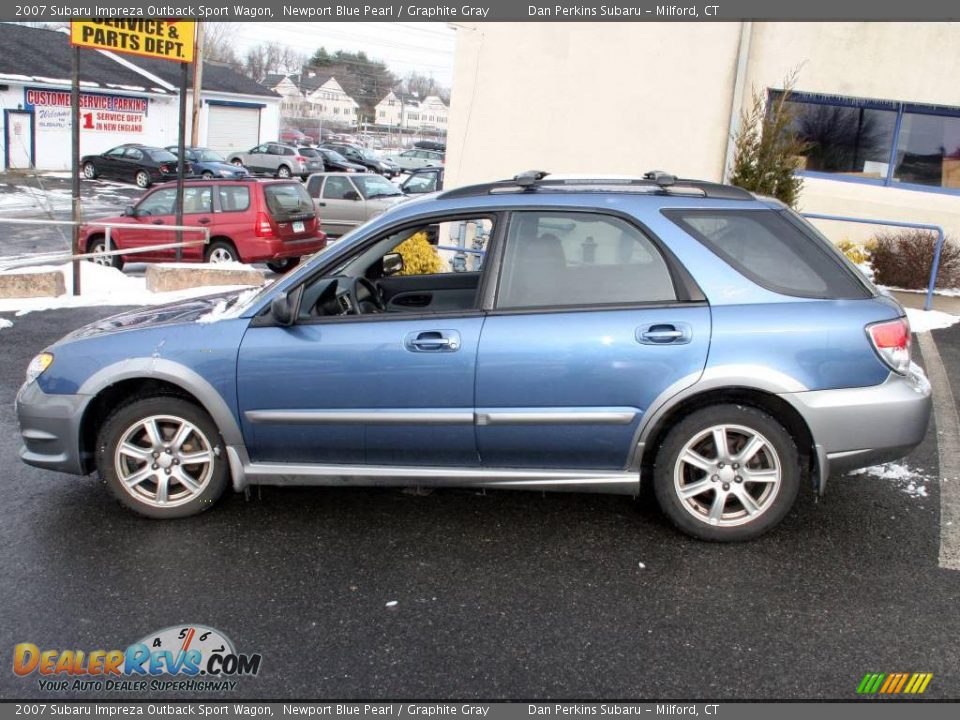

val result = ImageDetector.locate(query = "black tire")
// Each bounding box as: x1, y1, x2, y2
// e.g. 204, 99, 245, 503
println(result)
95, 396, 229, 519
134, 169, 151, 188
276, 165, 292, 179
231, 159, 244, 167
266, 257, 301, 274
82, 162, 98, 180
653, 404, 800, 542
205, 240, 240, 264
86, 236, 124, 270
201, 170, 215, 179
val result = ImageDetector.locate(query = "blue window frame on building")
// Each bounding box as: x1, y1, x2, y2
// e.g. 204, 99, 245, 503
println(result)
771, 89, 960, 195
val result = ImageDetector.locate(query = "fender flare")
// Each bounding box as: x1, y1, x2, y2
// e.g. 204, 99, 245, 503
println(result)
78, 358, 245, 447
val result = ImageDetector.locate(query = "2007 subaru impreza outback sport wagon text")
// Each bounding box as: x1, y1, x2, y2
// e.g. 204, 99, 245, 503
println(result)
17, 171, 933, 541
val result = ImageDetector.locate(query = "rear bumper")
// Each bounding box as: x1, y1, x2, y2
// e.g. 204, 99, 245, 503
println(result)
242, 235, 327, 262
16, 381, 88, 476
780, 367, 932, 491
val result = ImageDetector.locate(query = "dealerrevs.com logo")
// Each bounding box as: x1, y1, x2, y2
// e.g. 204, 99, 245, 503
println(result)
13, 625, 262, 693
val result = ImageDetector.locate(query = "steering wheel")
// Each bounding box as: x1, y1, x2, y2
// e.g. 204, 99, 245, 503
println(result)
348, 276, 385, 314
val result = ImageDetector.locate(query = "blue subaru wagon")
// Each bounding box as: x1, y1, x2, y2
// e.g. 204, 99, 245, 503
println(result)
17, 172, 932, 541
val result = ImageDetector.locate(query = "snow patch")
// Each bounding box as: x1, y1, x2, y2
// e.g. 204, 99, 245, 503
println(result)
850, 462, 932, 498
906, 307, 960, 333
0, 318, 12, 330
385, 601, 399, 608
0, 262, 254, 315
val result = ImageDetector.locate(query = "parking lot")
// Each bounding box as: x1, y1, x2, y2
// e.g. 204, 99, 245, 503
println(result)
1, 307, 959, 700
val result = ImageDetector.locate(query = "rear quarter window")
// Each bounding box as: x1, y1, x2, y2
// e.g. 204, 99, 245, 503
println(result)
218, 185, 250, 212
664, 209, 871, 299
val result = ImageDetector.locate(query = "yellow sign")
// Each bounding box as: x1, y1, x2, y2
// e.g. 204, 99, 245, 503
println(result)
70, 20, 195, 63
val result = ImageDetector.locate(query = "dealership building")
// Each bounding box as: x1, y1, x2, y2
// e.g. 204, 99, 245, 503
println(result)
447, 22, 960, 239
0, 23, 280, 171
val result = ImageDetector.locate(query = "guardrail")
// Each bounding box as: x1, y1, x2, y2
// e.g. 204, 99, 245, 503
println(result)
0, 218, 210, 294
802, 213, 945, 311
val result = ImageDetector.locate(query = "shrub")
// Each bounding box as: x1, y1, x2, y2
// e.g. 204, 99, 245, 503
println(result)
836, 238, 874, 266
392, 231, 441, 276
728, 71, 809, 208
870, 230, 960, 290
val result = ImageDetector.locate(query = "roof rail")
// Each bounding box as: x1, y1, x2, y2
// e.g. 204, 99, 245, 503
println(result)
438, 170, 755, 201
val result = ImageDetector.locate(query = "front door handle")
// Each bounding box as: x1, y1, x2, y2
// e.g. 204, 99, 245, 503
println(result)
197, 217, 211, 225
405, 330, 461, 353
151, 219, 164, 225
636, 322, 693, 345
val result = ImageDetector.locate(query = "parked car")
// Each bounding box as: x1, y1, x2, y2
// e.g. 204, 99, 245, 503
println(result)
227, 143, 323, 180
78, 178, 326, 274
400, 167, 444, 195
295, 146, 327, 171
316, 147, 367, 174
165, 146, 249, 180
321, 142, 400, 177
388, 148, 445, 172
305, 172, 407, 237
17, 171, 932, 542
81, 144, 189, 188
414, 140, 446, 152
280, 129, 312, 145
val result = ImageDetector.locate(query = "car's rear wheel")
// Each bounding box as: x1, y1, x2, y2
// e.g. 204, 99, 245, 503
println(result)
86, 236, 123, 270
201, 170, 215, 179
266, 257, 300, 274
96, 397, 228, 519
82, 162, 98, 180
206, 240, 239, 264
653, 404, 799, 542
276, 165, 292, 179
232, 159, 244, 167
134, 170, 151, 188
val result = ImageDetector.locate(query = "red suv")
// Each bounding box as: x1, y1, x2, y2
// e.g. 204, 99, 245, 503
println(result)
81, 179, 327, 274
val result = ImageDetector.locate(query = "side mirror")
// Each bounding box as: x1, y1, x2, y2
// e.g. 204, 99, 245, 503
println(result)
382, 252, 404, 277
123, 205, 136, 217
343, 190, 361, 202
270, 292, 296, 326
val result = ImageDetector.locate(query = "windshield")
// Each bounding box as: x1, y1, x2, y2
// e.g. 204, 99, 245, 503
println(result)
198, 150, 225, 162
361, 148, 382, 160
148, 149, 178, 162
353, 175, 403, 199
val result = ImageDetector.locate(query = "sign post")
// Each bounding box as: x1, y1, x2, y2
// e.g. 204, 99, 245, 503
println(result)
70, 20, 196, 270
70, 47, 81, 296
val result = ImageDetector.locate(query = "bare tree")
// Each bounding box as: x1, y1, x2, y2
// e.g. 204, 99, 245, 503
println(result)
244, 42, 306, 82
200, 22, 241, 69
400, 72, 450, 104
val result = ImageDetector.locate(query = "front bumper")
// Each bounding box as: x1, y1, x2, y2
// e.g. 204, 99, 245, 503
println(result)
16, 381, 89, 475
780, 367, 932, 491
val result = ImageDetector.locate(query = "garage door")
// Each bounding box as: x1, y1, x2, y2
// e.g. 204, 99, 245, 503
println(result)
207, 105, 261, 154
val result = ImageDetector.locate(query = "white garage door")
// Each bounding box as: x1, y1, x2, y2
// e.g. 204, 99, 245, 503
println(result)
207, 105, 261, 154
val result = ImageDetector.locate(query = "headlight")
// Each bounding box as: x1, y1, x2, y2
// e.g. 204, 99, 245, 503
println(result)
25, 352, 54, 385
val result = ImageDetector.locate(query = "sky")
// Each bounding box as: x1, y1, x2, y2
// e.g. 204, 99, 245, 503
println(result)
229, 22, 457, 88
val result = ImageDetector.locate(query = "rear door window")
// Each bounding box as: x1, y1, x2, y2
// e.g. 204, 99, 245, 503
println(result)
664, 209, 870, 299
263, 183, 314, 219
497, 211, 678, 309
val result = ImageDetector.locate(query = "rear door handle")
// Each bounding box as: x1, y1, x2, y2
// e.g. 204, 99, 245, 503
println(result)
405, 330, 461, 353
197, 217, 211, 225
636, 322, 693, 345
151, 219, 164, 225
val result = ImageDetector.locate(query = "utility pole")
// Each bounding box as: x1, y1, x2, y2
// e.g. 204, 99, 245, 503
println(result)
190, 22, 204, 146
70, 46, 81, 296
175, 60, 188, 261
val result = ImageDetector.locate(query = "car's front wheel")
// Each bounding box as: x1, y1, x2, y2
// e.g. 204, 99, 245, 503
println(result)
96, 397, 229, 518
82, 162, 98, 179
653, 404, 800, 542
86, 236, 123, 270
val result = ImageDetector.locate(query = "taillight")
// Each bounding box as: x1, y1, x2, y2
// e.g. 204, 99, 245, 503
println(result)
255, 211, 274, 237
159, 164, 169, 173
295, 156, 308, 163
867, 317, 911, 375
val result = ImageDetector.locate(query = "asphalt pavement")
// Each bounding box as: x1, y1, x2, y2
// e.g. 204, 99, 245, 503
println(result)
0, 307, 959, 701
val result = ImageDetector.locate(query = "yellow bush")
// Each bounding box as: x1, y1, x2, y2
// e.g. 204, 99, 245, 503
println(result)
392, 231, 441, 275
836, 238, 874, 266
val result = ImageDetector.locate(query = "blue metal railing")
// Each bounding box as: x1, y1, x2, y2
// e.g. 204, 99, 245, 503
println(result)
802, 212, 945, 311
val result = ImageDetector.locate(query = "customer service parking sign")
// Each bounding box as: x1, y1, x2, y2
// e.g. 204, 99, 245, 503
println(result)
70, 19, 195, 62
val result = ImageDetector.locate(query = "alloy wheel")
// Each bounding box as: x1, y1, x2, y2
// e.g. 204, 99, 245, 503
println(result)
208, 247, 236, 263
673, 423, 782, 528
113, 415, 215, 509
135, 171, 150, 188
89, 242, 112, 267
